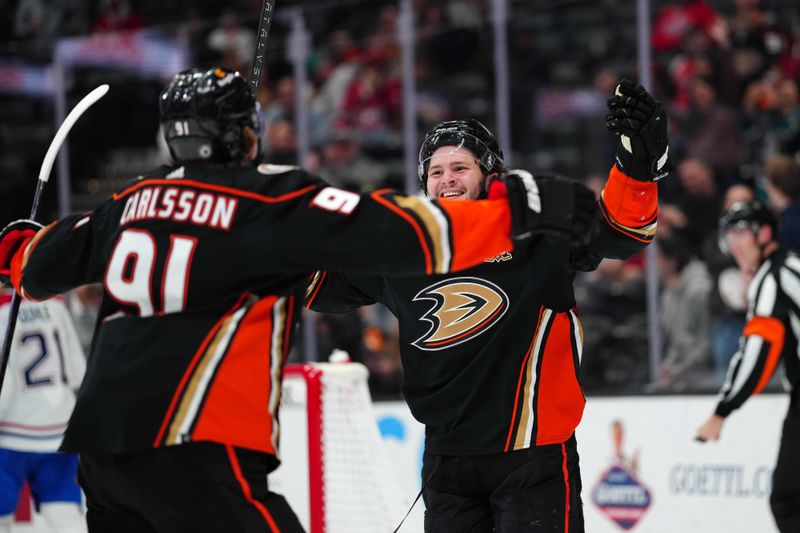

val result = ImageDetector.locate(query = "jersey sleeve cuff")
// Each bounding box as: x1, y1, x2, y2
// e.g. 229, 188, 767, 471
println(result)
601, 165, 658, 229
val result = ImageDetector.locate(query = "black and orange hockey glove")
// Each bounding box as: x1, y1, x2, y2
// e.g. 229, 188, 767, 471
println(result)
490, 170, 596, 245
0, 219, 42, 286
606, 79, 673, 182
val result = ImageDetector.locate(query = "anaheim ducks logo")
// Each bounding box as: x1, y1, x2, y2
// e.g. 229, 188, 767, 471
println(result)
412, 277, 509, 351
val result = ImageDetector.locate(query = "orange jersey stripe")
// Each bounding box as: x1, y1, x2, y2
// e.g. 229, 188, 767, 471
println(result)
534, 312, 585, 446
154, 294, 249, 446
192, 296, 279, 453
371, 190, 433, 274
561, 442, 571, 533
745, 316, 786, 395
113, 179, 317, 205
601, 166, 658, 229
505, 306, 545, 452
440, 198, 513, 272
225, 445, 281, 531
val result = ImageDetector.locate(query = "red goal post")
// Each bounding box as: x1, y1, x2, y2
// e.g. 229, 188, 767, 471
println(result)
271, 362, 408, 532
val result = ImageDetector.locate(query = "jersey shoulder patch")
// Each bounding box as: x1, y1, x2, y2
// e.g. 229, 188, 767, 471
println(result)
257, 164, 299, 175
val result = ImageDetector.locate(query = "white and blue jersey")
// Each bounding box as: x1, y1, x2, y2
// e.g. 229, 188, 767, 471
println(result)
0, 293, 85, 452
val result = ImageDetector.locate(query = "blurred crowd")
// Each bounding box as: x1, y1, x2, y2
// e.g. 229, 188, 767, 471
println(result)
579, 0, 800, 394
1, 0, 799, 397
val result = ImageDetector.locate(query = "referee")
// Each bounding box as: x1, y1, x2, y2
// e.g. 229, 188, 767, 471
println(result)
697, 201, 800, 533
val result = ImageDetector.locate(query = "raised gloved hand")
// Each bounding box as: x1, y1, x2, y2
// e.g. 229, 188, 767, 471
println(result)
606, 79, 673, 182
488, 170, 596, 245
0, 219, 43, 285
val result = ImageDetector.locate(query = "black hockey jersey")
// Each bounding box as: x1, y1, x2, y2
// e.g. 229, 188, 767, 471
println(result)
10, 162, 517, 455
307, 166, 658, 455
715, 248, 800, 417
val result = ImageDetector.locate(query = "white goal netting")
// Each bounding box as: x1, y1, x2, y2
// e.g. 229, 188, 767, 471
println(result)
271, 362, 408, 533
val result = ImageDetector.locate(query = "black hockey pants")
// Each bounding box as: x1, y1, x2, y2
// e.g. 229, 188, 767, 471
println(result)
422, 434, 583, 533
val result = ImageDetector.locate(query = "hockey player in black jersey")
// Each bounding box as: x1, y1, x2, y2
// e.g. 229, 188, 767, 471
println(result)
0, 67, 596, 533
696, 202, 800, 533
306, 79, 669, 533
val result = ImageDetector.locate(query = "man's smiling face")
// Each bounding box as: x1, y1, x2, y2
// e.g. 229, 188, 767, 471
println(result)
425, 146, 486, 200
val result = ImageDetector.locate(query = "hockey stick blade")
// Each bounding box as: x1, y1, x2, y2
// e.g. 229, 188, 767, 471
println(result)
39, 84, 109, 185
249, 0, 276, 96
0, 83, 110, 400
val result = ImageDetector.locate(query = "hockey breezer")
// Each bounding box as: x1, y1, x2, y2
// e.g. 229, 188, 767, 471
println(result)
0, 67, 593, 533
307, 80, 666, 532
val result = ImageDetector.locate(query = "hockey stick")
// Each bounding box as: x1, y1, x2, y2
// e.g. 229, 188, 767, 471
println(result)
0, 84, 109, 399
249, 0, 276, 96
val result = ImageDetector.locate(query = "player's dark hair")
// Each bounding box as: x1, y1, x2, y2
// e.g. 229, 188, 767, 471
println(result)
764, 155, 800, 200
657, 234, 694, 272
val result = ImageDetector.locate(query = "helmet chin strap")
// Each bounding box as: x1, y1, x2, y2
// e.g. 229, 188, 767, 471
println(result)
478, 172, 500, 200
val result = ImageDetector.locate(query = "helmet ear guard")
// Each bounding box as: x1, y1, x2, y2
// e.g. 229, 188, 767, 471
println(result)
159, 67, 259, 164
162, 119, 218, 162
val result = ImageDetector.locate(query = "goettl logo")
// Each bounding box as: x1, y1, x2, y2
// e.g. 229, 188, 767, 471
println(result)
592, 420, 652, 530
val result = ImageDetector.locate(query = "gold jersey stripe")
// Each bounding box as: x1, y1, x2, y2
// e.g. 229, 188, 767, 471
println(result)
394, 196, 449, 274
166, 304, 248, 445
513, 309, 552, 450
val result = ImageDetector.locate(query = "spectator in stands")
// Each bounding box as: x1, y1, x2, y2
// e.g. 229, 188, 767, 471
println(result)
666, 26, 733, 110
262, 75, 297, 154
92, 0, 142, 33
263, 116, 298, 166
660, 157, 722, 253
652, 0, 724, 53
360, 325, 403, 398
574, 256, 649, 392
310, 31, 362, 145
674, 76, 742, 182
742, 69, 798, 163
656, 234, 713, 391
728, 0, 790, 97
314, 312, 365, 369
315, 130, 389, 191
763, 154, 800, 252
702, 184, 755, 382
365, 4, 400, 63
206, 12, 256, 75
335, 56, 401, 148
773, 77, 800, 157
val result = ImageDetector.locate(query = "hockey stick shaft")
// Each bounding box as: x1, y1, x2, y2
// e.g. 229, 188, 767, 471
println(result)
249, 0, 276, 96
0, 84, 109, 399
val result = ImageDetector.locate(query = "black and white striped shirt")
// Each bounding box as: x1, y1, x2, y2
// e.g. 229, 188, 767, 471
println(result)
716, 248, 800, 417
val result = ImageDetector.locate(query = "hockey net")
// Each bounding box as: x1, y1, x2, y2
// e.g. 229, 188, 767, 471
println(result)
271, 362, 407, 533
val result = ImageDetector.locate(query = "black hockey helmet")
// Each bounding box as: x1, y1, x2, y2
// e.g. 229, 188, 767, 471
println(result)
417, 118, 505, 190
159, 67, 259, 163
719, 201, 778, 236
